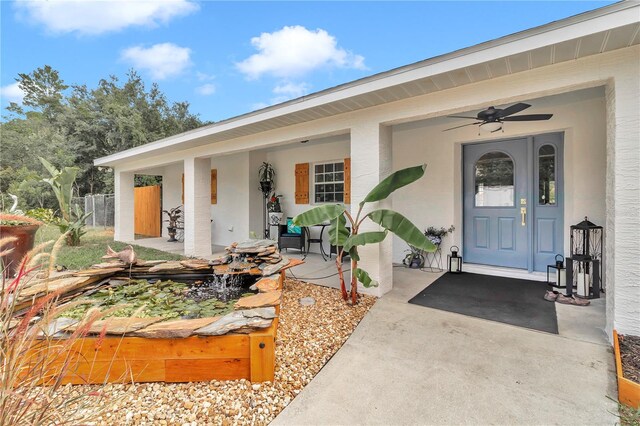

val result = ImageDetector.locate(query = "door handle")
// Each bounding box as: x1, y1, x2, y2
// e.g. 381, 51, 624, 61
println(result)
520, 207, 527, 226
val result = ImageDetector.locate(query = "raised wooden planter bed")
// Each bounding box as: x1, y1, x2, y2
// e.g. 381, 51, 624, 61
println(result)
613, 329, 640, 408
52, 317, 278, 384
32, 258, 304, 385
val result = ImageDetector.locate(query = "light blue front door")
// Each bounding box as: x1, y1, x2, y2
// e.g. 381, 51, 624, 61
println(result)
463, 133, 564, 272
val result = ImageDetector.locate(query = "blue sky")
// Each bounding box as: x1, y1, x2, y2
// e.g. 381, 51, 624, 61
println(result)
1, 1, 614, 123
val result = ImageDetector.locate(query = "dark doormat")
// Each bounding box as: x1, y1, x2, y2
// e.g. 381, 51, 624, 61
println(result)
408, 272, 558, 334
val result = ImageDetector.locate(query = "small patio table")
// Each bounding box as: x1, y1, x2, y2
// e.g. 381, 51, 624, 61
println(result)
307, 223, 329, 261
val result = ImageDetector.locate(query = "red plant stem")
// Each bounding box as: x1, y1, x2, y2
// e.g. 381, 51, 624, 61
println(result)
335, 255, 348, 300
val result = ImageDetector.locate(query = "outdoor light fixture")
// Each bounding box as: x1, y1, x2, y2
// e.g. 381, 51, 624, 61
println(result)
566, 217, 603, 299
447, 245, 463, 273
479, 121, 503, 132
547, 254, 568, 296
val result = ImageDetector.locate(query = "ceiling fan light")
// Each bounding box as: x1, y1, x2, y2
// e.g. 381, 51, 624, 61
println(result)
480, 121, 503, 132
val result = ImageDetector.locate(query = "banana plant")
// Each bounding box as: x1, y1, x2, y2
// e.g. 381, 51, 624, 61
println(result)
293, 164, 436, 304
39, 157, 91, 246
39, 157, 79, 222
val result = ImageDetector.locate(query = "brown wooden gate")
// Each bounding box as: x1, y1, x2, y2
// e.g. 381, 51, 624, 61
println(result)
134, 185, 161, 237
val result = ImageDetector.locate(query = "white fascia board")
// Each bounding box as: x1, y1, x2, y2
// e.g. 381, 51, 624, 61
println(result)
95, 2, 638, 167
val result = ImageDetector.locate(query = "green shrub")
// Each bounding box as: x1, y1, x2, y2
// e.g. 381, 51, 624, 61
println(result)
25, 208, 56, 224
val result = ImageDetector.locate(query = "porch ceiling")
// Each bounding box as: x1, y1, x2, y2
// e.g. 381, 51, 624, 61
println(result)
95, 2, 639, 168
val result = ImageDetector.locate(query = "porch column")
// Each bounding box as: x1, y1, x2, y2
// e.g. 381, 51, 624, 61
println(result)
183, 157, 212, 257
114, 169, 135, 242
605, 70, 640, 337
350, 122, 393, 297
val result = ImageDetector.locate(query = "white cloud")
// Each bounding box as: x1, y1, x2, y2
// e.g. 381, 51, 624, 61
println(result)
196, 72, 215, 81
0, 82, 25, 104
236, 25, 366, 80
14, 0, 198, 36
273, 81, 309, 99
196, 83, 216, 96
250, 81, 311, 111
121, 43, 192, 80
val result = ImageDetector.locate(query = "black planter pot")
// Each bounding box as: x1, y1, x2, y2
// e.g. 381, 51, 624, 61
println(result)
260, 180, 273, 194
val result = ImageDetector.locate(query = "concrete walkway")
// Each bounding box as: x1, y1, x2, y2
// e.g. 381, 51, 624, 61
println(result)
273, 267, 618, 425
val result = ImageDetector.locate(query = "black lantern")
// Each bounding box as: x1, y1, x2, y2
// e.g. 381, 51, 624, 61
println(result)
447, 245, 463, 273
568, 216, 603, 298
546, 254, 568, 296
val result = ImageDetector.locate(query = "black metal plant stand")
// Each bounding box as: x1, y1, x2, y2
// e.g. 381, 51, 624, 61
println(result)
260, 180, 273, 239
423, 246, 443, 272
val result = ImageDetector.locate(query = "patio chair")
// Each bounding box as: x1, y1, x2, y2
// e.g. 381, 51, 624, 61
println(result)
278, 218, 308, 257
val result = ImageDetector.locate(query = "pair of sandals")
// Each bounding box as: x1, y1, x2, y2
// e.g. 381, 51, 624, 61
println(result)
544, 290, 590, 306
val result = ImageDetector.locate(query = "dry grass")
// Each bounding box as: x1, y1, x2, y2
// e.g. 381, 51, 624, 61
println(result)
0, 234, 129, 426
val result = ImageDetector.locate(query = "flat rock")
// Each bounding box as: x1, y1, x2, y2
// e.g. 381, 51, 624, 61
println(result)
235, 290, 282, 309
255, 278, 279, 292
235, 239, 275, 250
209, 255, 231, 266
195, 309, 275, 336
259, 257, 289, 276
90, 261, 126, 269
148, 261, 185, 272
180, 259, 211, 270
74, 267, 125, 276
132, 317, 219, 338
38, 317, 78, 337
68, 317, 164, 335
241, 307, 277, 319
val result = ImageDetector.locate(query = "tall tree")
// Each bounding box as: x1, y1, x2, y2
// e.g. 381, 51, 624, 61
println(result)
1, 66, 208, 211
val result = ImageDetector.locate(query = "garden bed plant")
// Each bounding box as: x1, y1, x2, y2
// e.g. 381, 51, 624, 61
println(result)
61, 279, 253, 320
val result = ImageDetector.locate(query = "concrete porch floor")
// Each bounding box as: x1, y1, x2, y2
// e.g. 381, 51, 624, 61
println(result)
133, 237, 616, 424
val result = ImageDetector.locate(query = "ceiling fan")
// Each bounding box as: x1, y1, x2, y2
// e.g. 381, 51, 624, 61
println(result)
443, 103, 553, 133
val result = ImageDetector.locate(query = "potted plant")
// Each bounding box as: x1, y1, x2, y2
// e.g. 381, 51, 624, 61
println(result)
258, 162, 276, 194
402, 245, 425, 269
267, 194, 284, 225
424, 225, 455, 247
0, 213, 43, 277
163, 206, 182, 242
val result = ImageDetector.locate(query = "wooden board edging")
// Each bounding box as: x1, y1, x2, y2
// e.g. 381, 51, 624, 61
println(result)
613, 329, 640, 408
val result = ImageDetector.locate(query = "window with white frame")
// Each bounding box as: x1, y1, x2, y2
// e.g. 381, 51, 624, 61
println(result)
314, 161, 344, 203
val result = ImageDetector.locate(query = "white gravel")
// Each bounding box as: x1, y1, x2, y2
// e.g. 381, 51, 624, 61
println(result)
57, 279, 376, 425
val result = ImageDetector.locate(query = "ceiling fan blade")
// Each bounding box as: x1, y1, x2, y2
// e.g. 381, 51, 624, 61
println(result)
502, 114, 553, 121
446, 115, 478, 119
497, 102, 531, 118
442, 122, 482, 132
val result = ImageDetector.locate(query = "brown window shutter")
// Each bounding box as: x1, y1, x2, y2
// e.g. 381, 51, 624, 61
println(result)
181, 173, 184, 203
210, 169, 218, 204
295, 163, 309, 204
344, 158, 351, 204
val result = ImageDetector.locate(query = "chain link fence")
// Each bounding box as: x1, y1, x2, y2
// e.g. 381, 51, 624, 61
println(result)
72, 194, 115, 227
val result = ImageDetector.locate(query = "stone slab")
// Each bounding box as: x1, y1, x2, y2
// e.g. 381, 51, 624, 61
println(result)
68, 317, 164, 335
235, 290, 282, 309
132, 317, 219, 338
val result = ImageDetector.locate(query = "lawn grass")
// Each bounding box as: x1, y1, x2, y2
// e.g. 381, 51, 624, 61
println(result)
36, 225, 184, 270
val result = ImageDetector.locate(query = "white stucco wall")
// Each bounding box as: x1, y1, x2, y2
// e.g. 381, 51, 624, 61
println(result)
391, 87, 607, 266
113, 45, 638, 337
264, 136, 351, 254
161, 162, 183, 238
